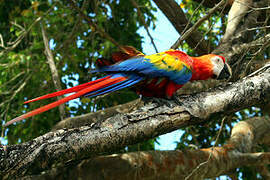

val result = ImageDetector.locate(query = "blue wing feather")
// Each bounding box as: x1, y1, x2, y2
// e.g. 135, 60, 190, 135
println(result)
95, 56, 192, 85
84, 73, 144, 97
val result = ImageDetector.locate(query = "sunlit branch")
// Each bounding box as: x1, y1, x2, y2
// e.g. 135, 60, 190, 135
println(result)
131, 0, 158, 53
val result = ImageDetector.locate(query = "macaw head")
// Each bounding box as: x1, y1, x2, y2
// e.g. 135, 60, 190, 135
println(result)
209, 55, 232, 80
191, 54, 232, 81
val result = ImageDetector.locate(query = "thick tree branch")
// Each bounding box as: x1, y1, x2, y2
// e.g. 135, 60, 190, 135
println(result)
52, 98, 143, 130
13, 117, 270, 179
2, 63, 270, 178
222, 0, 253, 42
213, 0, 268, 61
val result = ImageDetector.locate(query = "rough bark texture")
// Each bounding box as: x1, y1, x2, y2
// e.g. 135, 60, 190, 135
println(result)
52, 99, 143, 130
4, 116, 270, 180
1, 63, 270, 179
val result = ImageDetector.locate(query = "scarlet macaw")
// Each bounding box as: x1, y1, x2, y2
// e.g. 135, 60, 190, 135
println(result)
4, 47, 231, 127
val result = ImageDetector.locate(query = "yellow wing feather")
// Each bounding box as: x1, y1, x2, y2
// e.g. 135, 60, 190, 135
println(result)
144, 51, 192, 72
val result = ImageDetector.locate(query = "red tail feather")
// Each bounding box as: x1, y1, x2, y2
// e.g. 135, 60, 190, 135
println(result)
24, 76, 111, 104
4, 76, 126, 127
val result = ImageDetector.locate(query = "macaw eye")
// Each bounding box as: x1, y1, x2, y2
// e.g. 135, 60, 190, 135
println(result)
216, 57, 223, 63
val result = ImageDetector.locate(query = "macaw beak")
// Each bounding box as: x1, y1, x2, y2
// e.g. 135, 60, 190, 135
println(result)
217, 63, 232, 80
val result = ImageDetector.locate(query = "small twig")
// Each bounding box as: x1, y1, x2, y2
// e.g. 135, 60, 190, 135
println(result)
57, 0, 88, 51
0, 34, 5, 48
242, 12, 270, 75
0, 71, 25, 89
41, 23, 66, 120
11, 21, 25, 32
131, 0, 158, 53
68, 0, 125, 52
180, 0, 206, 37
250, 4, 270, 11
171, 0, 227, 49
244, 62, 270, 79
213, 116, 226, 147
0, 75, 31, 108
193, 1, 227, 52
240, 25, 270, 33
0, 6, 54, 56
185, 116, 226, 180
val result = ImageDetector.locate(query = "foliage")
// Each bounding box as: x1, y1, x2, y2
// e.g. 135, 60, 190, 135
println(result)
1, 0, 270, 179
177, 1, 270, 179
0, 0, 156, 143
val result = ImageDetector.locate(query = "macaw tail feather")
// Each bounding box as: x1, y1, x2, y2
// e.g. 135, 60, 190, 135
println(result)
24, 76, 111, 104
4, 74, 142, 127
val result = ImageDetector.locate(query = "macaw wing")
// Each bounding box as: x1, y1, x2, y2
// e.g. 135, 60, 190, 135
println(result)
95, 46, 144, 68
96, 50, 193, 85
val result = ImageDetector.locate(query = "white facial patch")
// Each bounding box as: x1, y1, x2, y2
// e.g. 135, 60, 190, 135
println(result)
211, 56, 225, 77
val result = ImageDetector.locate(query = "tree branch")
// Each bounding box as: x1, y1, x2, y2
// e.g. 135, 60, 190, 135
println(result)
2, 62, 270, 178
193, 0, 234, 8
131, 0, 158, 53
153, 0, 212, 54
13, 116, 270, 179
52, 98, 143, 130
222, 0, 253, 42
213, 0, 268, 60
0, 6, 54, 56
41, 23, 66, 120
171, 0, 227, 49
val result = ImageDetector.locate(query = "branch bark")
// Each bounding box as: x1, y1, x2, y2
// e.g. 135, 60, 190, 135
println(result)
52, 98, 143, 130
222, 0, 253, 42
41, 23, 66, 120
2, 62, 270, 178
213, 0, 268, 60
8, 117, 270, 180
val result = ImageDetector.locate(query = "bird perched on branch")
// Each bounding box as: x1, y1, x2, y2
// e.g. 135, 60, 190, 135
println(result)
4, 46, 231, 127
